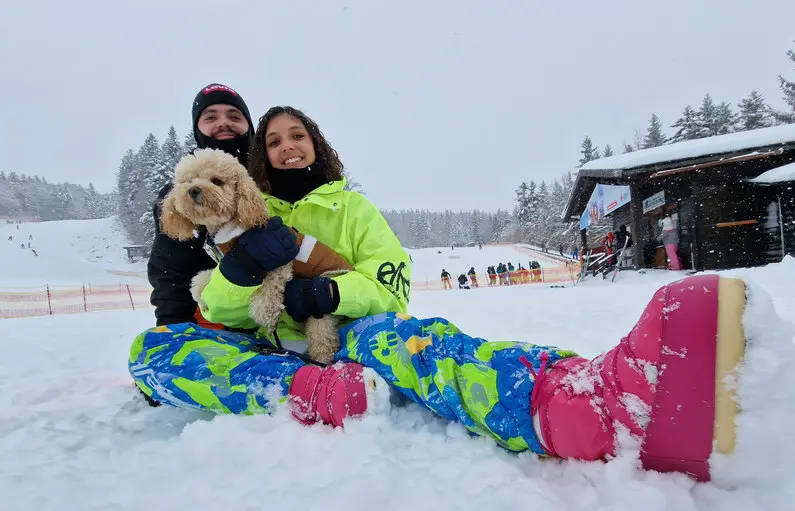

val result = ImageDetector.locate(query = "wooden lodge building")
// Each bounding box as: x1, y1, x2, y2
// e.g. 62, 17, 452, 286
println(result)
562, 125, 795, 271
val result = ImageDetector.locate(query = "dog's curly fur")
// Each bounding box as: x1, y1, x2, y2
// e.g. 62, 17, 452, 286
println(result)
160, 148, 340, 363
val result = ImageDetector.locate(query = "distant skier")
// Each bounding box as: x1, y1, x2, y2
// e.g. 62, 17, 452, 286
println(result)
467, 267, 479, 288
486, 265, 497, 286
441, 269, 452, 290
457, 274, 470, 290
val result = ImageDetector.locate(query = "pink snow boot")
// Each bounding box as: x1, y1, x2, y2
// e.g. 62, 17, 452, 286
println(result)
288, 363, 387, 428
530, 274, 746, 481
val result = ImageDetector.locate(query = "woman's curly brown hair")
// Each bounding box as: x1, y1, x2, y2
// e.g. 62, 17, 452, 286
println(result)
248, 106, 344, 193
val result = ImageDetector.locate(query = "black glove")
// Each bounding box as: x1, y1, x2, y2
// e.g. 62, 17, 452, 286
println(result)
283, 277, 339, 322
219, 217, 299, 286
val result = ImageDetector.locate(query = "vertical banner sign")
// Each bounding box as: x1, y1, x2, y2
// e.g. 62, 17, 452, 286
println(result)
579, 184, 632, 230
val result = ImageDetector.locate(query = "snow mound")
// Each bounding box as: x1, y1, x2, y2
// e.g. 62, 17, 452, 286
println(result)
710, 280, 795, 505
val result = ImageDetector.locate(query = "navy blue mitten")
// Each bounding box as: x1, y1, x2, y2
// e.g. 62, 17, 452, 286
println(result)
219, 217, 299, 286
283, 277, 340, 322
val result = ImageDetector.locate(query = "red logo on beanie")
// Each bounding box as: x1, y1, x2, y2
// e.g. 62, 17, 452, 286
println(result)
202, 84, 238, 96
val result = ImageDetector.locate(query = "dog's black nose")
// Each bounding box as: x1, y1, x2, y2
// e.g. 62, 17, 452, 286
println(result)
188, 187, 202, 201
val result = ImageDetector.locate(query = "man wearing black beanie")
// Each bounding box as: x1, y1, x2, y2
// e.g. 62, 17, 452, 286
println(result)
147, 83, 256, 330
191, 83, 255, 166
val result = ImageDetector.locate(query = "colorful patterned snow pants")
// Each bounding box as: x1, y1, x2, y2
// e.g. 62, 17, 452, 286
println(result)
129, 312, 575, 454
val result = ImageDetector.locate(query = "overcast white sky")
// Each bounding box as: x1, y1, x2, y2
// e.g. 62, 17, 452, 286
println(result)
2, 0, 794, 211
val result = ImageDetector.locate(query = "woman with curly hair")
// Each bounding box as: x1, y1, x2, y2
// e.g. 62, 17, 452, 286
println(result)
131, 106, 767, 482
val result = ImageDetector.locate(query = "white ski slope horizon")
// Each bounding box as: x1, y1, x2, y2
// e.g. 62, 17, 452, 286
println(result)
0, 217, 147, 287
2, 218, 795, 510
0, 217, 570, 288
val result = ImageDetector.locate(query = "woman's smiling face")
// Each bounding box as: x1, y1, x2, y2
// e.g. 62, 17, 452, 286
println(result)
264, 113, 317, 169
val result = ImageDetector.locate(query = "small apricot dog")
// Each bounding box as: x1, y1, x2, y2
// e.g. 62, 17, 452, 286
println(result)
159, 148, 351, 364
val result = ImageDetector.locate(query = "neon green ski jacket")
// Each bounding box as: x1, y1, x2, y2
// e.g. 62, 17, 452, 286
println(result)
200, 178, 411, 346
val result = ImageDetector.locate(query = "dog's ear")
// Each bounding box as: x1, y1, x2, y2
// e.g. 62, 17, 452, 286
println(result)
236, 176, 268, 229
159, 192, 196, 241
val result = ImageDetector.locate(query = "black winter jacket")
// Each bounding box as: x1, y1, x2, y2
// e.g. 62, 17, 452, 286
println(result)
147, 184, 216, 326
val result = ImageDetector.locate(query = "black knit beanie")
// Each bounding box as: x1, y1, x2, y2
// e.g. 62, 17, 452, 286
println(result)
191, 84, 255, 165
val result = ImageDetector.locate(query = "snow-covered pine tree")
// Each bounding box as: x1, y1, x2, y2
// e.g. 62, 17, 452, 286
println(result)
561, 170, 574, 192
451, 216, 470, 247
139, 134, 166, 200
696, 94, 718, 138
116, 149, 138, 234
83, 183, 102, 218
139, 210, 156, 245
623, 144, 634, 153
13, 176, 34, 217
183, 130, 198, 154
442, 210, 455, 247
551, 179, 566, 210
773, 44, 795, 124
578, 136, 600, 167
137, 134, 167, 243
50, 185, 74, 220
100, 191, 118, 218
714, 101, 738, 135
527, 181, 540, 222
27, 176, 50, 220
534, 180, 553, 244
514, 182, 531, 239
603, 144, 614, 158
642, 114, 666, 148
408, 212, 432, 248
492, 209, 512, 242
470, 209, 481, 244
161, 126, 184, 180
0, 172, 19, 216
737, 91, 772, 131
670, 105, 700, 143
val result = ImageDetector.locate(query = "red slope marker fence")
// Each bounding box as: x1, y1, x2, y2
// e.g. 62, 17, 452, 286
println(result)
0, 283, 152, 319
1, 261, 581, 319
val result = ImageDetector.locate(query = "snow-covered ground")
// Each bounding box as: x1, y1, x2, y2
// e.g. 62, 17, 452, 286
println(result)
408, 244, 569, 283
1, 220, 795, 510
0, 217, 146, 286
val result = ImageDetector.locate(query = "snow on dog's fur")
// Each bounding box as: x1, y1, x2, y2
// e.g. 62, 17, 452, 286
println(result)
159, 148, 340, 363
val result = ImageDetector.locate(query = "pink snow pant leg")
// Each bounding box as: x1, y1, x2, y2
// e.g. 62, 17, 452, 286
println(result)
665, 244, 682, 270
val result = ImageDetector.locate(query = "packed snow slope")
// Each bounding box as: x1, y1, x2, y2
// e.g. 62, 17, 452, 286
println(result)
0, 217, 567, 288
0, 217, 146, 286
408, 244, 568, 282
2, 252, 795, 510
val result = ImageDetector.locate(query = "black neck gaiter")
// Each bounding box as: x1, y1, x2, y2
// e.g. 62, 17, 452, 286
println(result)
195, 131, 251, 167
268, 162, 332, 204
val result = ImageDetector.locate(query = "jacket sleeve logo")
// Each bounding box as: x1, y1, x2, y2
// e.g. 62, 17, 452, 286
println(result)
377, 261, 410, 301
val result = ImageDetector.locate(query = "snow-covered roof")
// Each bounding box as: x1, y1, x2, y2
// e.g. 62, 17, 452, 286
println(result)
749, 161, 795, 184
581, 124, 795, 172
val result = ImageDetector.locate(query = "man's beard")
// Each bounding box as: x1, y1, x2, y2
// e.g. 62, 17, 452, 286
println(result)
195, 130, 251, 167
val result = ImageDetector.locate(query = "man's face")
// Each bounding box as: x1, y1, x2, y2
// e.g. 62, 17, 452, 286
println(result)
197, 105, 249, 139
